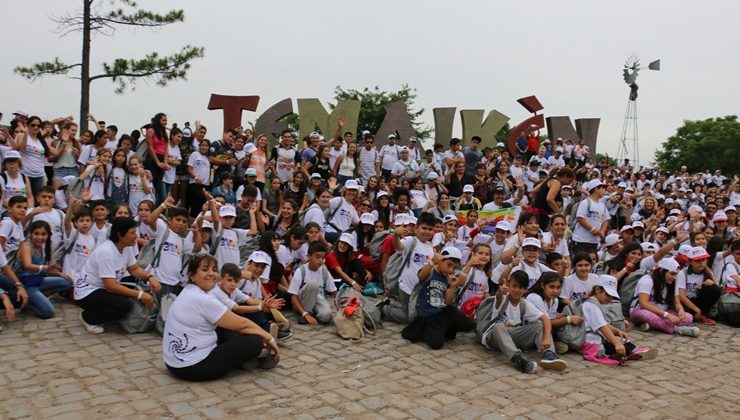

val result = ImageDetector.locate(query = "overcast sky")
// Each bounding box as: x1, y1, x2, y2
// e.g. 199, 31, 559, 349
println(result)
3, 0, 739, 164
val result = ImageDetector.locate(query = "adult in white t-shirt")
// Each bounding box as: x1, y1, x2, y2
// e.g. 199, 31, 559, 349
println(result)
323, 182, 360, 242
163, 255, 278, 381
74, 218, 160, 333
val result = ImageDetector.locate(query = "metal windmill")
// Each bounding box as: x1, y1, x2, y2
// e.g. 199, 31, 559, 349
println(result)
617, 55, 660, 168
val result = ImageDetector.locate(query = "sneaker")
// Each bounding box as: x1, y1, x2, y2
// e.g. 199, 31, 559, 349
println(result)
698, 315, 716, 326
269, 323, 279, 341
257, 356, 279, 369
629, 347, 658, 361
539, 350, 568, 371
511, 353, 539, 374
637, 323, 651, 332
674, 325, 701, 337
277, 329, 292, 342
554, 341, 569, 354
79, 312, 104, 334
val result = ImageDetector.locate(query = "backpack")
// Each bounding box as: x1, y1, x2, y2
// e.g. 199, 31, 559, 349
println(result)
556, 297, 589, 351
475, 295, 526, 344
718, 260, 740, 327
0, 172, 30, 196
51, 229, 80, 265
137, 228, 169, 270
617, 269, 649, 318
368, 230, 392, 262
383, 237, 417, 297
334, 287, 380, 340
106, 170, 130, 205
134, 139, 148, 161
118, 281, 157, 333
298, 264, 331, 290
155, 291, 178, 335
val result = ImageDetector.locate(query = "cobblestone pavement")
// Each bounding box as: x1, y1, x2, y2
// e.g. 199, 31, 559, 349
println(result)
1, 300, 739, 419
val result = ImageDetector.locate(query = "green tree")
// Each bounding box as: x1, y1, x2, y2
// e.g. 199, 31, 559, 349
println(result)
496, 122, 511, 145
14, 0, 204, 131
595, 153, 617, 166
654, 116, 740, 174
330, 85, 433, 139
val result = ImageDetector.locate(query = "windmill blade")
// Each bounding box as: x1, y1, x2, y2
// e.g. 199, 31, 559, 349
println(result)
648, 59, 661, 71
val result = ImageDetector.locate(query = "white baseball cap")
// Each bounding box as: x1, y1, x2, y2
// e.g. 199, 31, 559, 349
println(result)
13, 108, 29, 118
244, 143, 257, 154
632, 221, 645, 229
657, 258, 680, 273
201, 220, 214, 230
219, 205, 237, 217
339, 233, 357, 250
426, 172, 438, 180
409, 136, 418, 142
620, 225, 634, 233
248, 250, 271, 265
407, 216, 417, 225
604, 233, 622, 247
555, 146, 564, 152
442, 214, 458, 224
495, 221, 511, 232
670, 209, 682, 216
360, 213, 376, 225
463, 184, 474, 193
387, 133, 397, 139
310, 172, 322, 179
641, 242, 659, 253
597, 275, 620, 299
713, 211, 728, 222
678, 244, 692, 256
4, 150, 21, 160
440, 246, 462, 260
496, 142, 505, 148
724, 206, 736, 213
521, 237, 542, 249
344, 179, 359, 190
688, 246, 710, 261
585, 179, 606, 191
376, 190, 389, 199
655, 226, 670, 235
245, 168, 257, 177
617, 182, 627, 188
400, 146, 409, 153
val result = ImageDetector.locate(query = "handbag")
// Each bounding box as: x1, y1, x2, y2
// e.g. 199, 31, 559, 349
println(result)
334, 295, 365, 341
119, 281, 157, 333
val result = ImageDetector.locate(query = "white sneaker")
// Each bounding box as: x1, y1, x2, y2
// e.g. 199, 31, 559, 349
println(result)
79, 312, 104, 334
638, 323, 651, 332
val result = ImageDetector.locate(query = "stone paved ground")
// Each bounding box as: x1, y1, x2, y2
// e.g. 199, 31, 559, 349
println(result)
1, 300, 739, 419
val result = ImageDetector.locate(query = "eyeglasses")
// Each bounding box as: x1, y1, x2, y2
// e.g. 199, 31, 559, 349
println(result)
29, 124, 41, 128
361, 203, 371, 207
365, 141, 374, 144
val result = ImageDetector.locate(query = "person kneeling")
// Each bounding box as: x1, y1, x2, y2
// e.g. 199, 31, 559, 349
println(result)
479, 270, 568, 374
163, 255, 279, 382
401, 247, 475, 349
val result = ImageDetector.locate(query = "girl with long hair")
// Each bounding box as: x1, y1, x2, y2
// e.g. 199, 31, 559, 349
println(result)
50, 121, 81, 190
144, 112, 169, 203
529, 167, 575, 229
13, 116, 53, 198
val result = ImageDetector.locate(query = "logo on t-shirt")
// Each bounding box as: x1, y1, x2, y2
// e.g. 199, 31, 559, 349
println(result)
74, 243, 92, 256
163, 241, 181, 256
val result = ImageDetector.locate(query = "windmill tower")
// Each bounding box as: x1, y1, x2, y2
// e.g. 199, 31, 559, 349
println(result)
617, 55, 660, 168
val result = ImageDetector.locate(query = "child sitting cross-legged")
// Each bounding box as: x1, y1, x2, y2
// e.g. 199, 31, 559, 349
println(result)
479, 270, 568, 374
401, 247, 475, 349
210, 255, 290, 342
288, 241, 337, 326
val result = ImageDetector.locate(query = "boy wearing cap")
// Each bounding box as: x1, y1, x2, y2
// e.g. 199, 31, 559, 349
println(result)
493, 238, 553, 289
456, 185, 481, 211
380, 212, 436, 324
598, 234, 623, 263
546, 147, 565, 169
211, 200, 258, 271
442, 138, 464, 177
401, 247, 475, 349
379, 134, 400, 181
391, 147, 420, 182
572, 179, 610, 254
676, 246, 722, 325
406, 136, 421, 164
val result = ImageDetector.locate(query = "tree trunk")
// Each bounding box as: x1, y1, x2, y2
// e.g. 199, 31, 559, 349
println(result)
79, 0, 92, 132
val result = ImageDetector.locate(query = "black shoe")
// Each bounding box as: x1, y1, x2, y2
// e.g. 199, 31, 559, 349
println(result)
277, 329, 292, 342
297, 315, 308, 325
511, 352, 539, 374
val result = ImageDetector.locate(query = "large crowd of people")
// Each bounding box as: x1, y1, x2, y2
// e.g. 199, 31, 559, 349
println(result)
0, 108, 738, 381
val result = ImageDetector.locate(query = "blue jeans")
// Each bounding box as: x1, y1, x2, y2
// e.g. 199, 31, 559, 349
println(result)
28, 176, 45, 200
25, 276, 72, 319
337, 175, 353, 188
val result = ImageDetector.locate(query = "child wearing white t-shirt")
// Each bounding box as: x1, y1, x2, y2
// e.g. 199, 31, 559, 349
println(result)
288, 242, 337, 326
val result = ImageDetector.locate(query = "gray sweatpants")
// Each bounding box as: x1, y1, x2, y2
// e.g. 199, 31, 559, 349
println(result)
485, 321, 555, 361
298, 282, 333, 323
380, 289, 417, 324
